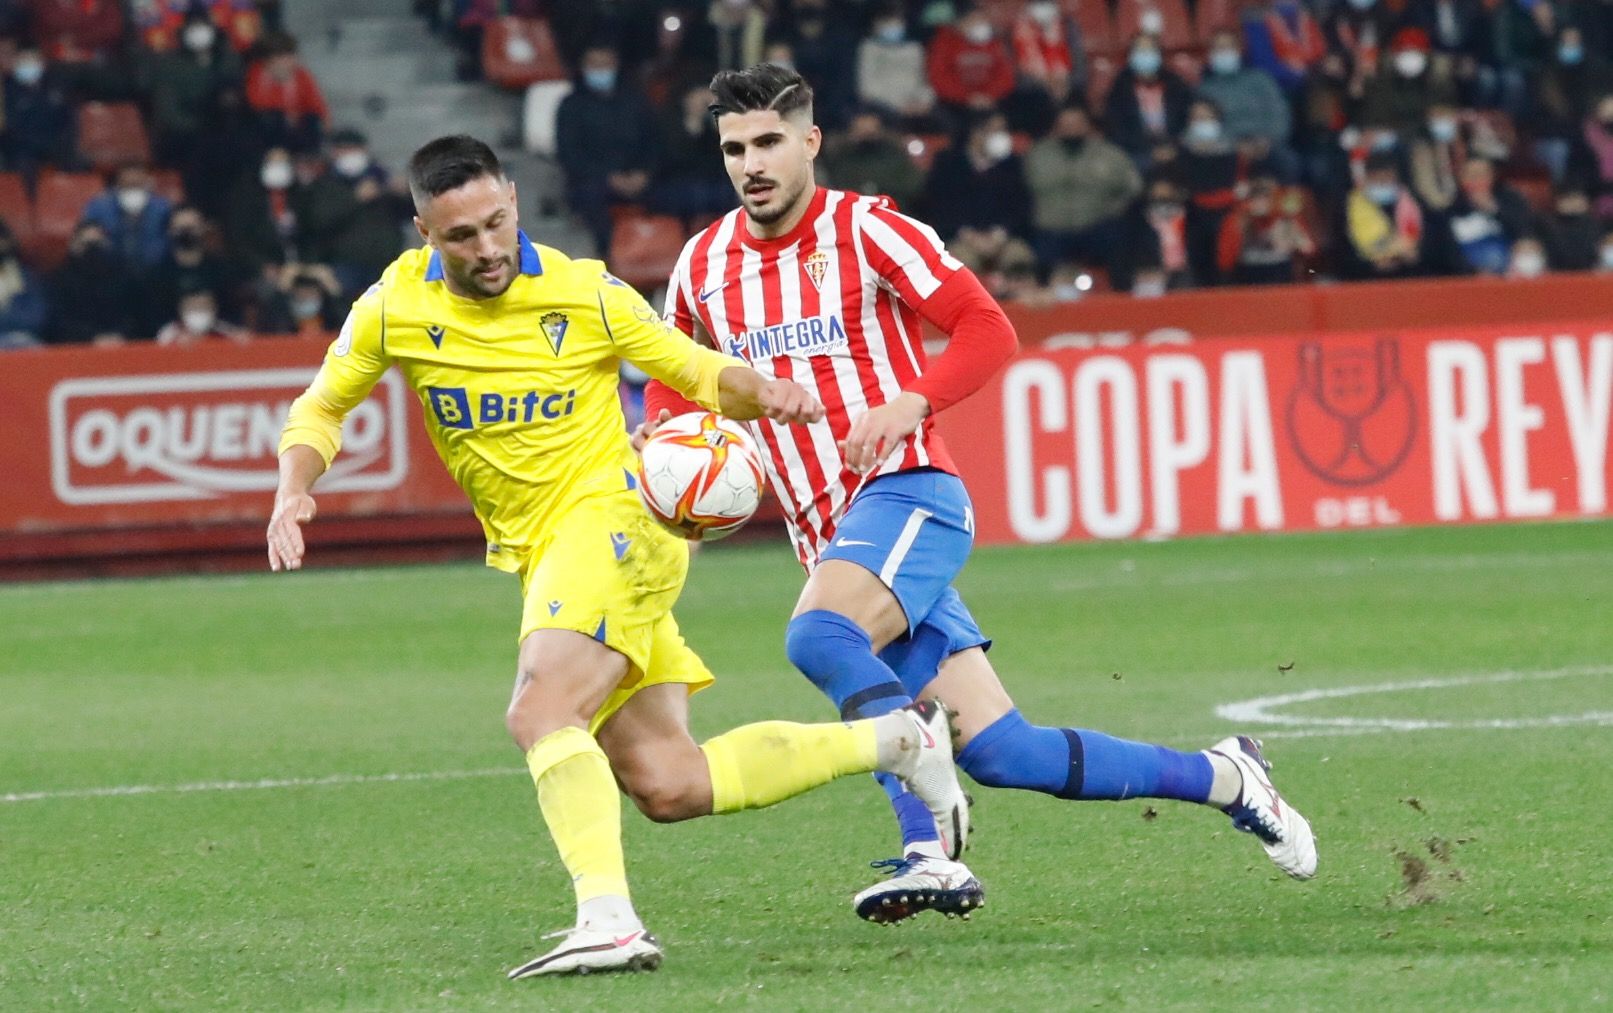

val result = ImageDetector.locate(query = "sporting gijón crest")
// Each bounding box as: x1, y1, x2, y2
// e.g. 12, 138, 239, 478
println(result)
802, 249, 830, 291
540, 311, 569, 355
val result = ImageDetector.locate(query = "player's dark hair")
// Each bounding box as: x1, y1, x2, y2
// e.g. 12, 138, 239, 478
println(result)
408, 134, 504, 205
708, 63, 814, 122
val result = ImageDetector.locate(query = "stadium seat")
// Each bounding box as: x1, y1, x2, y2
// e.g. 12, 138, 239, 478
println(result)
1114, 0, 1195, 49
521, 79, 572, 157
607, 212, 685, 291
1066, 0, 1118, 55
1194, 0, 1259, 40
1168, 48, 1205, 85
0, 173, 36, 259
1509, 176, 1554, 214
483, 17, 567, 91
152, 169, 186, 206
75, 101, 152, 172
32, 171, 103, 270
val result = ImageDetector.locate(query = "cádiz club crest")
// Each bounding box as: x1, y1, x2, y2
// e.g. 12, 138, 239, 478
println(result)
1285, 337, 1417, 486
540, 311, 568, 355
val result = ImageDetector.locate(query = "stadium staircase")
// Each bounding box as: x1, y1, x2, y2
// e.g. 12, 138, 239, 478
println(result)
280, 0, 592, 255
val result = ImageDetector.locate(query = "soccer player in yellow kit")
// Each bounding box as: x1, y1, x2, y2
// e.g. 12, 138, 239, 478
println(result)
267, 136, 969, 978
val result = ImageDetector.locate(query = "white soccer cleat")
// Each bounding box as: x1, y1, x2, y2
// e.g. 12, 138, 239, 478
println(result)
888, 698, 971, 860
1210, 735, 1317, 880
506, 926, 663, 978
853, 855, 986, 924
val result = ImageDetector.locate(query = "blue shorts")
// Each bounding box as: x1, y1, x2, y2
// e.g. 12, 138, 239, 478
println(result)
819, 469, 990, 695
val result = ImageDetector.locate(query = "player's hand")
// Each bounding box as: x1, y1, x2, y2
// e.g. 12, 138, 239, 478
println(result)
840, 392, 929, 474
759, 379, 824, 425
266, 492, 317, 572
630, 409, 673, 453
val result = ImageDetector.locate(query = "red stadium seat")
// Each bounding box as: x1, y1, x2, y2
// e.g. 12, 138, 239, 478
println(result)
32, 170, 103, 270
0, 173, 36, 260
607, 213, 685, 292
1508, 176, 1554, 214
152, 169, 186, 206
1168, 48, 1205, 85
1114, 0, 1195, 49
76, 101, 153, 172
482, 17, 567, 91
1066, 0, 1118, 55
1195, 0, 1259, 41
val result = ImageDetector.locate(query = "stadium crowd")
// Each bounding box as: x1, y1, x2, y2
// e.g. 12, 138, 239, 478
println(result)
4, 0, 1613, 349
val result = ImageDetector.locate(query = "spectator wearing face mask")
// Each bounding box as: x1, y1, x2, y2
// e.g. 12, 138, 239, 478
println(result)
245, 31, 328, 152
141, 206, 236, 337
1596, 229, 1613, 274
1023, 104, 1139, 281
1495, 0, 1566, 81
0, 219, 46, 348
920, 110, 1032, 244
856, 4, 935, 129
1119, 179, 1195, 291
259, 264, 342, 337
1408, 102, 1468, 213
47, 222, 138, 344
1539, 186, 1602, 270
1104, 35, 1193, 167
1011, 0, 1086, 111
1215, 174, 1314, 286
927, 9, 1016, 122
80, 165, 174, 270
1403, 0, 1506, 110
1448, 156, 1537, 275
556, 44, 660, 259
156, 288, 248, 346
1362, 29, 1458, 138
1505, 236, 1550, 279
1530, 28, 1613, 183
148, 13, 244, 166
819, 107, 926, 214
1197, 30, 1295, 180
222, 146, 296, 273
1340, 151, 1456, 278
1579, 95, 1613, 219
1, 46, 76, 173
292, 129, 411, 296
1175, 99, 1258, 284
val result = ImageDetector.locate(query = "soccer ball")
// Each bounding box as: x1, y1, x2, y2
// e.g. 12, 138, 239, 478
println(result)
637, 412, 768, 541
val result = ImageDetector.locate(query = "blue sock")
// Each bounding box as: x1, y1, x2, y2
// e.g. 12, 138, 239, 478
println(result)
785, 609, 939, 855
956, 709, 1213, 803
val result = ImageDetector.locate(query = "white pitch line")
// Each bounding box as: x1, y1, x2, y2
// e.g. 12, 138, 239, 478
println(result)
2, 766, 522, 805
1215, 665, 1613, 734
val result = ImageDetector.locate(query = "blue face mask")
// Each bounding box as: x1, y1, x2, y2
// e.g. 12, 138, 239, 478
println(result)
1366, 183, 1399, 205
1348, 0, 1376, 10
1130, 49, 1162, 77
875, 22, 904, 44
584, 68, 617, 93
1209, 50, 1240, 75
1560, 44, 1584, 65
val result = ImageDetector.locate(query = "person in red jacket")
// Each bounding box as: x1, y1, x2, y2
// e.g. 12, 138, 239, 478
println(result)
926, 7, 1015, 120
245, 31, 329, 152
640, 62, 1319, 927
30, 0, 124, 62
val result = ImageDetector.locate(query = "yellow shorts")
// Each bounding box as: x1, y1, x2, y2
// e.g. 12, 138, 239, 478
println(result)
517, 491, 714, 734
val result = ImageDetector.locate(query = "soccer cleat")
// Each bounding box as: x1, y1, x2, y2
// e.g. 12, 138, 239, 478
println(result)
853, 855, 986, 924
506, 926, 663, 978
888, 698, 971, 859
1210, 735, 1317, 880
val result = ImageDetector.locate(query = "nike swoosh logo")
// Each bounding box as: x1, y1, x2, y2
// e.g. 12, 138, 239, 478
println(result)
835, 538, 876, 548
916, 722, 936, 750
612, 932, 643, 947
697, 284, 724, 303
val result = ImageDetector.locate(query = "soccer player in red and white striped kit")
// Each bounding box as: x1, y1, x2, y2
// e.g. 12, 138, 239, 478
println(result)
641, 64, 1316, 921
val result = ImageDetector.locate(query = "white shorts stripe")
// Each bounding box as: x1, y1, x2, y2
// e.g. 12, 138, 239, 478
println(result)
879, 507, 934, 586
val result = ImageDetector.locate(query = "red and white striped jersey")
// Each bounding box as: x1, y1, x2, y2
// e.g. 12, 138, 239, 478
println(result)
664, 186, 962, 569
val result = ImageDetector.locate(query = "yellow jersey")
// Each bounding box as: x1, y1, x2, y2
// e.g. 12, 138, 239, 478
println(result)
280, 231, 737, 571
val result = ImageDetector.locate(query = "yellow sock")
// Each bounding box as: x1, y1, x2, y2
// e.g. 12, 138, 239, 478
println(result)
700, 720, 879, 814
525, 726, 630, 906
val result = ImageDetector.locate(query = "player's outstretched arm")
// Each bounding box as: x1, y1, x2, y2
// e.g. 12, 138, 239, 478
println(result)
267, 445, 326, 572
716, 366, 824, 424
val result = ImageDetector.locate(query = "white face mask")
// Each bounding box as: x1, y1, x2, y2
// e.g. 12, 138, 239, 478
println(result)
1133, 276, 1168, 298
291, 298, 323, 320
261, 160, 293, 189
117, 187, 150, 215
1029, 2, 1059, 27
333, 151, 370, 178
182, 309, 216, 333
963, 22, 993, 44
1394, 51, 1427, 78
1187, 120, 1222, 144
982, 130, 1013, 161
1600, 247, 1613, 271
183, 23, 216, 52
13, 58, 44, 85
1511, 253, 1546, 279
1139, 9, 1165, 35
1209, 50, 1240, 75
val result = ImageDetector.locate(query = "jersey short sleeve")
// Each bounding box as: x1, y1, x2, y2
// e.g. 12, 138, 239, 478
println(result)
856, 201, 964, 308
596, 270, 736, 413
279, 282, 390, 466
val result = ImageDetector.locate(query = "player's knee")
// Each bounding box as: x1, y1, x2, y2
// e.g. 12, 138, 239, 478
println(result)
954, 709, 1036, 790
504, 676, 588, 750
621, 761, 708, 823
784, 609, 868, 685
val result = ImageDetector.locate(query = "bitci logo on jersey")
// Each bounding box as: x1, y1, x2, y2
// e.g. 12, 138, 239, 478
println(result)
48, 369, 409, 506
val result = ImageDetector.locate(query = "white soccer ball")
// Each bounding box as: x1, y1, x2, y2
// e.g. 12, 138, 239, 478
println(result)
637, 412, 767, 541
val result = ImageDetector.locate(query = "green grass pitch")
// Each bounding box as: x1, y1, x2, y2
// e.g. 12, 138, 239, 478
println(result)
3, 522, 1611, 1010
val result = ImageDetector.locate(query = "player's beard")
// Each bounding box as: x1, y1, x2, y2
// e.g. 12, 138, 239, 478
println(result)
452, 255, 515, 299
743, 174, 808, 227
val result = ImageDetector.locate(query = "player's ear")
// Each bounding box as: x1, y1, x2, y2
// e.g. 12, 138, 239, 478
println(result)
803, 124, 822, 160
412, 215, 430, 246
507, 177, 519, 216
